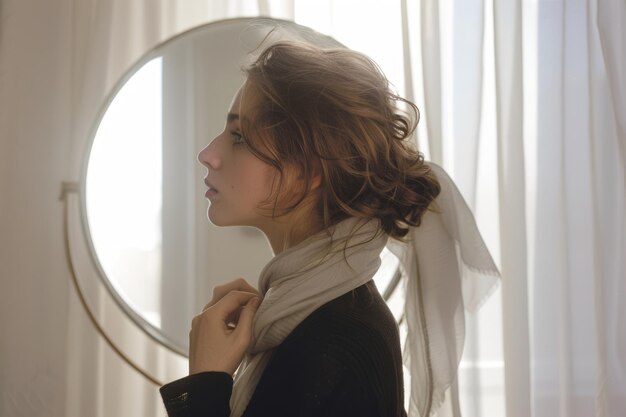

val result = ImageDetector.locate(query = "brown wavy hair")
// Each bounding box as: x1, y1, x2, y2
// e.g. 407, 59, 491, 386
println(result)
240, 41, 440, 240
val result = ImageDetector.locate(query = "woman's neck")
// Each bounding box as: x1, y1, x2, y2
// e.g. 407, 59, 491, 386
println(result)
259, 213, 323, 255
257, 192, 324, 255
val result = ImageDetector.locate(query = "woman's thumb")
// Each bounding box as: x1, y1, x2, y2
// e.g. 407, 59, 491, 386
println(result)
234, 297, 261, 338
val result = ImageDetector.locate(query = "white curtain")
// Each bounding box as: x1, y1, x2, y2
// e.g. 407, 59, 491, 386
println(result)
1, 1, 624, 416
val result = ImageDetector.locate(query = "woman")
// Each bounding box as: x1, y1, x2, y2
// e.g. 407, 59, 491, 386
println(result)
159, 41, 490, 417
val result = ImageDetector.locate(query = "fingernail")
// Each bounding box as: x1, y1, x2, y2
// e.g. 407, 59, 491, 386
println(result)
250, 297, 261, 307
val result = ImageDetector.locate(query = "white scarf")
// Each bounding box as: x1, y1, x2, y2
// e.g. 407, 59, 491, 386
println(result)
387, 162, 500, 416
229, 162, 500, 417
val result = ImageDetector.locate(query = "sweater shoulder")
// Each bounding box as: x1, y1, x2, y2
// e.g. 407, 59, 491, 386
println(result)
283, 280, 401, 354
247, 281, 406, 416
255, 280, 406, 416
272, 280, 404, 391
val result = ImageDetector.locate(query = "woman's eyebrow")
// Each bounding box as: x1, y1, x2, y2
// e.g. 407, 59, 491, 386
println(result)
227, 112, 239, 123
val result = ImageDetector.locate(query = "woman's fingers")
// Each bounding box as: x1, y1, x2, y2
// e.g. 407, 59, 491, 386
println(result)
233, 296, 261, 341
211, 290, 260, 322
203, 278, 259, 311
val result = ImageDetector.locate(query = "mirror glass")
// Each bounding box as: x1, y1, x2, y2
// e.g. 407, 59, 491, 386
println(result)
83, 17, 400, 356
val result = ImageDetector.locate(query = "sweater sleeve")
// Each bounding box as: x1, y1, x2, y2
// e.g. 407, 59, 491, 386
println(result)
159, 371, 233, 417
159, 359, 377, 417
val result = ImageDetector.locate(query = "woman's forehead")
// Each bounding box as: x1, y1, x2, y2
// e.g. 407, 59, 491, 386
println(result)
235, 82, 260, 125
228, 85, 244, 114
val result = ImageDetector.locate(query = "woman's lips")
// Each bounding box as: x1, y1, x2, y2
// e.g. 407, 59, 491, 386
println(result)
204, 179, 219, 198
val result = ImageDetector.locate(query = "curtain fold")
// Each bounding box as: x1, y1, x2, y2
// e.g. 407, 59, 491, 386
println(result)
589, 2, 626, 416
493, 1, 531, 417
451, 0, 484, 208
0, 1, 75, 416
597, 0, 626, 181
420, 0, 444, 165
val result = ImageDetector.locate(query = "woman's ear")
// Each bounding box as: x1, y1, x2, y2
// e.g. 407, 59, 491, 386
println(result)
307, 160, 323, 191
310, 173, 322, 191
292, 161, 321, 192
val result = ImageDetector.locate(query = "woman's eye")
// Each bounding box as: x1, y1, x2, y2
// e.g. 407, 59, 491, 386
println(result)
231, 132, 246, 145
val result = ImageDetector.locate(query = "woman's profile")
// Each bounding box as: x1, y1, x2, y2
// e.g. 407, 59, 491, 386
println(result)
159, 40, 499, 417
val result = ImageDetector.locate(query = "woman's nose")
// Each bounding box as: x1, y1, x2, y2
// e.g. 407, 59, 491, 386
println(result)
197, 137, 221, 169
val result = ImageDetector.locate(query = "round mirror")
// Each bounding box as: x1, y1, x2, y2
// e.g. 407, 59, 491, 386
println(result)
81, 17, 402, 357
81, 18, 348, 356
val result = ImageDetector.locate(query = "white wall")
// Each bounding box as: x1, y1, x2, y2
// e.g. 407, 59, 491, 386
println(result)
0, 1, 73, 415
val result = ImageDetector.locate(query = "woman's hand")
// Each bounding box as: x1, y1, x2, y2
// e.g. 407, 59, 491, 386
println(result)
189, 278, 262, 376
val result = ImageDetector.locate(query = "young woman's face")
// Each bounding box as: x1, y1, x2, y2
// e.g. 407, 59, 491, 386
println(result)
197, 84, 278, 229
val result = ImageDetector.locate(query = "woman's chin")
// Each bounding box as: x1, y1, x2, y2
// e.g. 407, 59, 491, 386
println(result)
207, 205, 261, 228
207, 207, 225, 226
207, 207, 240, 227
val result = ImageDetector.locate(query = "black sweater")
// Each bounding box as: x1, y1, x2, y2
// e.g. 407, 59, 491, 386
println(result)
160, 280, 407, 417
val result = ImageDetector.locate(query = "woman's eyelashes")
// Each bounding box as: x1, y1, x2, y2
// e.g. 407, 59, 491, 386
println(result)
230, 131, 246, 145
